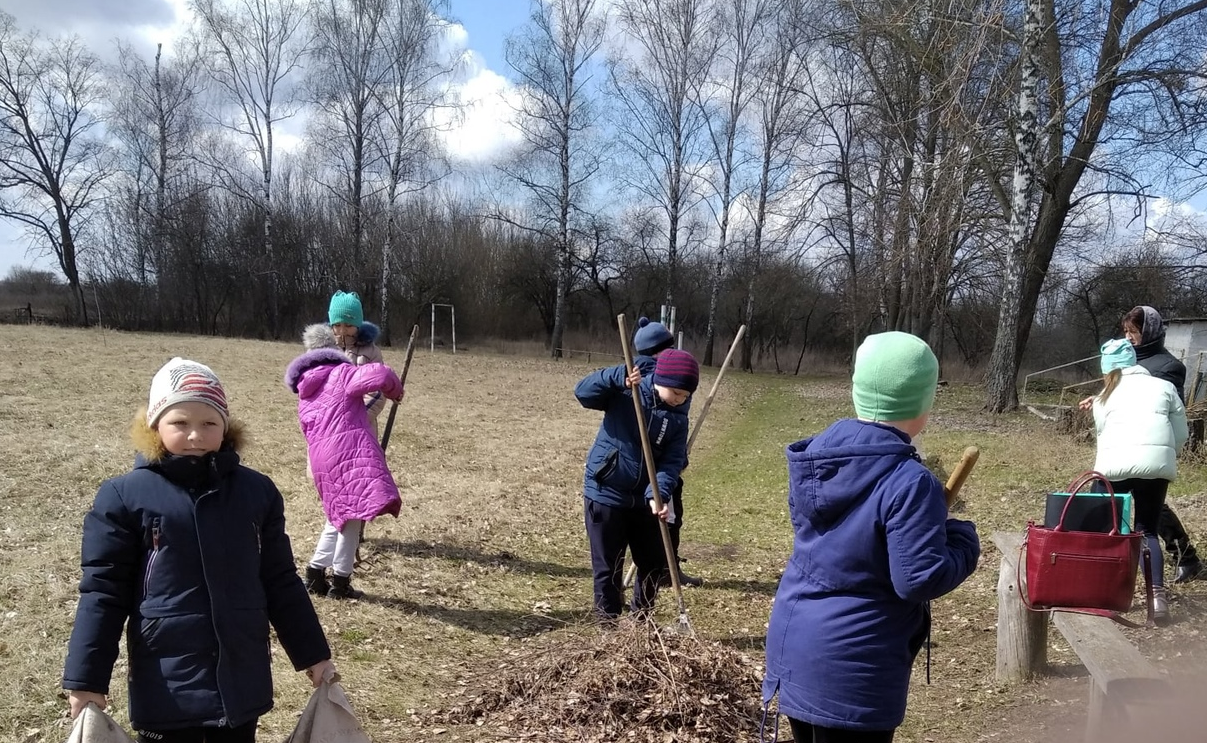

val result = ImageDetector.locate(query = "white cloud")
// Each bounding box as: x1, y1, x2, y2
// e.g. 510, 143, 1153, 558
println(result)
437, 55, 524, 163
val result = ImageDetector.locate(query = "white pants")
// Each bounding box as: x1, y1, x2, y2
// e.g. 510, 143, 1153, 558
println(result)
309, 520, 363, 577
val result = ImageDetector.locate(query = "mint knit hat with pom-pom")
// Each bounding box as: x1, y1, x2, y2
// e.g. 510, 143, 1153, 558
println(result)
328, 291, 363, 327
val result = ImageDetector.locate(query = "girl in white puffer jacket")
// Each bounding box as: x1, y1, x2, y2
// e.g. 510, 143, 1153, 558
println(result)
1090, 337, 1188, 624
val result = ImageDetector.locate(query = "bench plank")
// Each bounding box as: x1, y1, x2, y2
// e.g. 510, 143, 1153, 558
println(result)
1051, 612, 1168, 697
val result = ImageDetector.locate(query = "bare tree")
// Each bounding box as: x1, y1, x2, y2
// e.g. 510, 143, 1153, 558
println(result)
695, 0, 771, 365
374, 0, 455, 344
496, 0, 606, 356
110, 40, 206, 316
308, 0, 391, 271
740, 0, 811, 370
0, 13, 109, 324
984, 0, 1041, 412
192, 0, 310, 337
983, 0, 1207, 411
610, 0, 715, 311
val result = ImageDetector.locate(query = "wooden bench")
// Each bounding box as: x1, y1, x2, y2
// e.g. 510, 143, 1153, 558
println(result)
992, 531, 1171, 740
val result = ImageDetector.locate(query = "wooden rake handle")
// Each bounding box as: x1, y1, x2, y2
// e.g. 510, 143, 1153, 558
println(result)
686, 324, 746, 455
617, 314, 685, 601
944, 446, 980, 508
380, 324, 420, 452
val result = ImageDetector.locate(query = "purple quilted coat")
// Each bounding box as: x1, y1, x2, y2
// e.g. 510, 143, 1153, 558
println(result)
285, 349, 403, 530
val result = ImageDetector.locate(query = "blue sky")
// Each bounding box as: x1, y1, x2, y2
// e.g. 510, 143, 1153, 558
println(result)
0, 0, 534, 278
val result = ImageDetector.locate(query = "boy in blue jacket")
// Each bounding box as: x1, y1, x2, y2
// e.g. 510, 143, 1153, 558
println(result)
575, 348, 698, 621
62, 358, 336, 741
762, 332, 980, 742
631, 318, 703, 588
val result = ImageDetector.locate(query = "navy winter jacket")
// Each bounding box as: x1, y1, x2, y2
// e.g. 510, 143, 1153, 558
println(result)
763, 419, 980, 731
62, 448, 330, 730
1135, 338, 1187, 402
576, 363, 689, 509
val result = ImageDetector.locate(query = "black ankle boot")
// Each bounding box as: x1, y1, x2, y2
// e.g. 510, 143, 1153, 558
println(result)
328, 574, 364, 600
304, 566, 330, 596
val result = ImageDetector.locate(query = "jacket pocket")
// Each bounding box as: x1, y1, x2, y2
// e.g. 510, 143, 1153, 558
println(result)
592, 448, 619, 484
143, 517, 162, 599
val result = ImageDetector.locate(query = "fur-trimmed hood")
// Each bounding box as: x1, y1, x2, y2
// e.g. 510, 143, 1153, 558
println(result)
302, 323, 338, 350
356, 321, 380, 346
301, 321, 380, 350
285, 348, 350, 393
130, 407, 247, 463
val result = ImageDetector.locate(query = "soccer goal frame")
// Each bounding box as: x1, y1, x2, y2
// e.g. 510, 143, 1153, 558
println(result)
430, 303, 456, 354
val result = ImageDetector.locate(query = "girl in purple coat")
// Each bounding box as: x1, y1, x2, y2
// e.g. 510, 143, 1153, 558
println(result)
286, 348, 404, 599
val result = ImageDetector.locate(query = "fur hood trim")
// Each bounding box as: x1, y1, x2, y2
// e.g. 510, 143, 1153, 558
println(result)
285, 348, 350, 392
357, 321, 380, 346
302, 323, 338, 350
131, 407, 247, 463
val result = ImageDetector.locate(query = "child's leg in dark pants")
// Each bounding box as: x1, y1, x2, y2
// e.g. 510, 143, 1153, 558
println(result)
628, 504, 669, 615
584, 497, 627, 619
788, 718, 894, 743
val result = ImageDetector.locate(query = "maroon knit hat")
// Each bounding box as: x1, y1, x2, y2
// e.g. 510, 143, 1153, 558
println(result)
653, 349, 699, 393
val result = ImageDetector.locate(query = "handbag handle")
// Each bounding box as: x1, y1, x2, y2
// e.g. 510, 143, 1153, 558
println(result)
1055, 470, 1122, 535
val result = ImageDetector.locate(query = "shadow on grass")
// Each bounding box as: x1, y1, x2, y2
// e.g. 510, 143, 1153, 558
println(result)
366, 537, 593, 579
358, 593, 587, 638
701, 578, 780, 597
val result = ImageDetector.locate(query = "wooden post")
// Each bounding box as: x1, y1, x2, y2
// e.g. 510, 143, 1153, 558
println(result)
993, 532, 1048, 682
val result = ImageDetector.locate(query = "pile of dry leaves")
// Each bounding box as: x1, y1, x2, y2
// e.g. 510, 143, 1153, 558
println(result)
434, 621, 767, 742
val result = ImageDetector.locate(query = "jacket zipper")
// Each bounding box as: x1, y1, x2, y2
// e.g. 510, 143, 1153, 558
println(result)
193, 486, 232, 725
143, 518, 161, 597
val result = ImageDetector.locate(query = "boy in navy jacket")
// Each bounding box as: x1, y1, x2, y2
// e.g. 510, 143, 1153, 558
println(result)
575, 348, 698, 621
762, 332, 980, 742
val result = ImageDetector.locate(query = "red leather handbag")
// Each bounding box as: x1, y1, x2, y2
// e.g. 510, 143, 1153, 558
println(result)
1022, 472, 1142, 613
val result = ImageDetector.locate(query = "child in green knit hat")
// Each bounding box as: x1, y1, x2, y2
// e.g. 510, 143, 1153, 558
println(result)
761, 331, 980, 741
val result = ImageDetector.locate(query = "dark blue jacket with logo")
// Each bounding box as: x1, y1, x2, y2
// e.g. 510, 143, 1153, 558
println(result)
575, 362, 689, 509
62, 438, 330, 730
762, 419, 980, 730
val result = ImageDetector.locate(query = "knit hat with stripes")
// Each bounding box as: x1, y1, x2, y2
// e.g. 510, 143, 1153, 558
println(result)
147, 357, 229, 427
652, 348, 699, 393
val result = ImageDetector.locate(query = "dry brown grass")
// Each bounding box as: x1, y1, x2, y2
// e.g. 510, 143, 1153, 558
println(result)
3, 325, 1207, 743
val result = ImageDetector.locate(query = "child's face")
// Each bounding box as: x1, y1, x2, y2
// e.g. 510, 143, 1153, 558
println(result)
156, 402, 225, 456
655, 384, 690, 407
332, 323, 358, 343
1123, 321, 1142, 346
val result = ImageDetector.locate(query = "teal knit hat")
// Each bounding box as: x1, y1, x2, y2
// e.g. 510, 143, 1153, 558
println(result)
328, 291, 363, 327
1100, 338, 1137, 373
852, 331, 939, 421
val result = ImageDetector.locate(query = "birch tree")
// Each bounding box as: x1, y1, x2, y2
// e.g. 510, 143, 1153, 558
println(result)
610, 0, 715, 311
740, 0, 810, 370
695, 0, 770, 365
308, 0, 390, 271
192, 0, 310, 337
984, 0, 1207, 411
375, 0, 454, 343
984, 0, 1040, 412
110, 40, 205, 316
498, 0, 606, 356
0, 13, 110, 324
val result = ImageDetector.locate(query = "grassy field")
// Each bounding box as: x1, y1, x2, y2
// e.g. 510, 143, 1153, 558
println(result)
3, 325, 1207, 742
